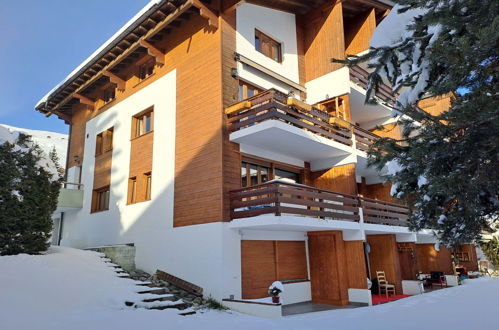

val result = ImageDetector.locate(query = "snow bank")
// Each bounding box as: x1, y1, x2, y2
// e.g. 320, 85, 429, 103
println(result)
1, 246, 499, 330
0, 124, 63, 179
0, 124, 68, 165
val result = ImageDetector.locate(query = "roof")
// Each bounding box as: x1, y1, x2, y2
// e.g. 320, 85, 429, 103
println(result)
36, 0, 166, 111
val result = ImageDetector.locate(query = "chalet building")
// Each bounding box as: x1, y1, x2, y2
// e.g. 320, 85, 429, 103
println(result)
36, 0, 478, 310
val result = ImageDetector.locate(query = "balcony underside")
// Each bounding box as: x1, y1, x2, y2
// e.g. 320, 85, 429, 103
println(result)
230, 119, 353, 167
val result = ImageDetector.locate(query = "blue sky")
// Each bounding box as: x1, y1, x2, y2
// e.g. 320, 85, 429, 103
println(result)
0, 0, 150, 134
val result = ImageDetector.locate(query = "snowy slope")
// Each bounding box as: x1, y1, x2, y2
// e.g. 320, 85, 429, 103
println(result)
0, 124, 68, 167
0, 246, 498, 330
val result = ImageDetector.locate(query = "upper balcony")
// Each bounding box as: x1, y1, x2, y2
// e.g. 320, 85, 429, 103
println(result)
225, 89, 381, 170
56, 182, 84, 213
229, 180, 409, 228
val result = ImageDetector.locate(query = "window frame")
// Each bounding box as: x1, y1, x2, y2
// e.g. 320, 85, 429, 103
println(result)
95, 127, 114, 157
144, 172, 152, 201
238, 81, 262, 101
128, 177, 137, 205
91, 186, 110, 213
241, 156, 302, 187
132, 108, 154, 139
255, 29, 283, 63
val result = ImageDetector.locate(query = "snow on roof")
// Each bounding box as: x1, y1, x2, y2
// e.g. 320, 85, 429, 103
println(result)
35, 0, 164, 109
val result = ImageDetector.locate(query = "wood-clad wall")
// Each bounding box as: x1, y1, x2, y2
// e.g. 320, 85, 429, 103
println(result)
370, 123, 402, 140
344, 9, 376, 55
129, 132, 153, 203
367, 234, 402, 293
93, 151, 112, 189
171, 15, 223, 227
418, 93, 453, 116
344, 240, 368, 289
308, 231, 349, 305
241, 240, 308, 299
68, 104, 89, 168
358, 180, 394, 202
415, 244, 453, 274
221, 8, 243, 222
457, 244, 478, 272
311, 163, 357, 195
299, 1, 345, 82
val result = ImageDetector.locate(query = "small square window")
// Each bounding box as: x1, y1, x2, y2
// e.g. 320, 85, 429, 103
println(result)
255, 30, 282, 63
139, 58, 155, 80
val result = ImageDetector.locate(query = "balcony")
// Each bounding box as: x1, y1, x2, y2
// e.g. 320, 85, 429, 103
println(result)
56, 182, 84, 212
229, 181, 408, 227
226, 89, 380, 170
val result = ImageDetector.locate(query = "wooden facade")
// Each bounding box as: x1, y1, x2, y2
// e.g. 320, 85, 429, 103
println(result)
415, 244, 453, 274
311, 163, 357, 195
344, 8, 376, 55
367, 234, 402, 293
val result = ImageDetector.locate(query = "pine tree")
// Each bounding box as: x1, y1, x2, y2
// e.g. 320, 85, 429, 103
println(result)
0, 133, 61, 255
481, 237, 499, 272
338, 1, 499, 246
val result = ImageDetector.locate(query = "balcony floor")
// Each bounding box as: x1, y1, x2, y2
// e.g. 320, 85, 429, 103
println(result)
230, 119, 353, 165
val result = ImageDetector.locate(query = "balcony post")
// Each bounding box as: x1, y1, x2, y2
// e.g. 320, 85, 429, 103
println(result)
275, 189, 281, 216
358, 197, 364, 224
351, 126, 357, 151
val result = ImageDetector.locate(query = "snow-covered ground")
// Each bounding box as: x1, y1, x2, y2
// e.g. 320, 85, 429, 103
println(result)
0, 246, 497, 330
0, 124, 68, 165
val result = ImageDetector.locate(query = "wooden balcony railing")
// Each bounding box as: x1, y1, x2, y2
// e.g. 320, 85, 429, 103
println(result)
359, 196, 409, 226
225, 89, 384, 153
230, 181, 360, 221
230, 181, 410, 226
349, 66, 396, 105
353, 126, 380, 152
226, 89, 353, 147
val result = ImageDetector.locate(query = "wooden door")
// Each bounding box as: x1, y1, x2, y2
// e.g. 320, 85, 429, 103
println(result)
398, 251, 418, 280
308, 231, 349, 305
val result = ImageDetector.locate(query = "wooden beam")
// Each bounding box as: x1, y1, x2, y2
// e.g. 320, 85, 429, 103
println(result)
139, 40, 165, 65
46, 1, 195, 115
192, 0, 218, 28
223, 0, 244, 13
102, 70, 126, 91
74, 93, 95, 107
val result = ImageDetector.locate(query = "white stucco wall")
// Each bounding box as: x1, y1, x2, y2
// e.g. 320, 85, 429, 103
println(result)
305, 67, 351, 105
58, 71, 241, 300
236, 3, 299, 89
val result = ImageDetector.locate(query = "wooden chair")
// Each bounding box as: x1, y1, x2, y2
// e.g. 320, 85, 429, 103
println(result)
376, 271, 396, 298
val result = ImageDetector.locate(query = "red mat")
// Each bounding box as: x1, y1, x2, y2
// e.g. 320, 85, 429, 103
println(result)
372, 294, 411, 305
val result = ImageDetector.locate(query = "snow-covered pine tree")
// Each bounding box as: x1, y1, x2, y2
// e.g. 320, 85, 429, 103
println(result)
337, 0, 498, 246
0, 133, 61, 255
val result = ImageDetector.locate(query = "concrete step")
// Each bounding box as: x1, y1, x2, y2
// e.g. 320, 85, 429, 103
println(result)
137, 288, 167, 295
178, 308, 196, 316
142, 294, 176, 303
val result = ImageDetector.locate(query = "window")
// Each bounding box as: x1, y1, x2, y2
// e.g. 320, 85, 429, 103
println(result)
255, 29, 282, 63
128, 177, 137, 204
133, 109, 153, 138
95, 133, 103, 156
92, 186, 110, 212
239, 81, 262, 101
138, 58, 155, 80
275, 168, 300, 184
103, 86, 116, 103
242, 161, 269, 187
145, 172, 152, 200
95, 127, 114, 156
241, 157, 302, 187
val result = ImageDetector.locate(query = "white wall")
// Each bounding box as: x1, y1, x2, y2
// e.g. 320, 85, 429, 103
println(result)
305, 67, 351, 105
58, 71, 240, 300
236, 3, 299, 87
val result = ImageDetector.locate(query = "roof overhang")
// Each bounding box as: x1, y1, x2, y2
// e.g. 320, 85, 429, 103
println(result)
35, 0, 218, 119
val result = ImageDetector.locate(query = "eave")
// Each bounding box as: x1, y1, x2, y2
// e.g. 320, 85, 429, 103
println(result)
35, 0, 218, 119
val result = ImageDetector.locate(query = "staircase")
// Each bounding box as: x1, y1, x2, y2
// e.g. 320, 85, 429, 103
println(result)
98, 255, 198, 316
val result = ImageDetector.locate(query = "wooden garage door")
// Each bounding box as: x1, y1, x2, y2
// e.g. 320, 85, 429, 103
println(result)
241, 240, 308, 299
